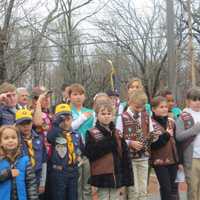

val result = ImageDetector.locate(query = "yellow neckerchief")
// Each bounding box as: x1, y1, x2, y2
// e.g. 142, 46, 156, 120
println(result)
24, 137, 35, 167
64, 131, 76, 165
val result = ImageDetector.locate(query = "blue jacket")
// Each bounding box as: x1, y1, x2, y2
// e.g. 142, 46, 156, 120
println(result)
21, 130, 47, 183
0, 156, 29, 200
0, 105, 15, 126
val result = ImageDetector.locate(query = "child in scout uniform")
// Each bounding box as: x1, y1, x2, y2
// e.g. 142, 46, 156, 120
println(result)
0, 125, 38, 200
85, 100, 133, 200
116, 90, 154, 200
31, 86, 53, 159
69, 83, 94, 200
47, 103, 83, 200
150, 96, 179, 200
176, 87, 200, 200
15, 109, 47, 198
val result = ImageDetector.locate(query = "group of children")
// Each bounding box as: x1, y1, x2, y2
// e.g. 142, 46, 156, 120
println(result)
0, 78, 200, 200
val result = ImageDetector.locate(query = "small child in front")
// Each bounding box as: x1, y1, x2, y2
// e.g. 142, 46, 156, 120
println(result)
47, 104, 82, 200
0, 125, 38, 200
85, 100, 133, 200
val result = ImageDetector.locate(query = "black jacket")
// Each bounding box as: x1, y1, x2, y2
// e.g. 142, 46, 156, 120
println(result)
85, 121, 134, 188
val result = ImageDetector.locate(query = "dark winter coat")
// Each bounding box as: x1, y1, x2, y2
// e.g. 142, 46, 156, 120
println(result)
85, 121, 134, 188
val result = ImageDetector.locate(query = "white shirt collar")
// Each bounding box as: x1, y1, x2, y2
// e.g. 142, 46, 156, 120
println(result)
127, 107, 141, 119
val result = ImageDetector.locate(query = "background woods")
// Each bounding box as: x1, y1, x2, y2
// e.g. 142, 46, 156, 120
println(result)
0, 0, 199, 104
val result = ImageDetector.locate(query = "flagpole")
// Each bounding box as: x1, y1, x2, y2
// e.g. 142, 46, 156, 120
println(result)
188, 0, 195, 86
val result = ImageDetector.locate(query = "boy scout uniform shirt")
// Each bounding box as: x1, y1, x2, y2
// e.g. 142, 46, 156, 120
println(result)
0, 105, 16, 126
48, 126, 82, 170
21, 130, 47, 177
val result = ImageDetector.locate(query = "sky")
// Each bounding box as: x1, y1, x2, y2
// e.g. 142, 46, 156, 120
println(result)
15, 0, 162, 59
18, 0, 156, 40
18, 0, 154, 21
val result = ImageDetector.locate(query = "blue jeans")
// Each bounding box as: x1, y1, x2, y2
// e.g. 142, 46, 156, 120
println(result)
49, 167, 78, 200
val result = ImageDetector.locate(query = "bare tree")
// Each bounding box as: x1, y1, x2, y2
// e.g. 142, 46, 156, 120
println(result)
0, 0, 15, 82
94, 0, 169, 97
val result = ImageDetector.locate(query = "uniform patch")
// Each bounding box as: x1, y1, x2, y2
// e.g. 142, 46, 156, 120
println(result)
36, 140, 40, 145
55, 144, 67, 158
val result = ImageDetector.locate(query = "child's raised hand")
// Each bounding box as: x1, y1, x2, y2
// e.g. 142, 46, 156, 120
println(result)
0, 93, 9, 104
130, 141, 143, 151
11, 169, 19, 177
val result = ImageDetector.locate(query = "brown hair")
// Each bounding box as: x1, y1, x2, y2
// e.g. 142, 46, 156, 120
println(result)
128, 90, 147, 105
61, 83, 68, 92
93, 93, 109, 107
186, 87, 200, 100
0, 82, 16, 94
159, 89, 172, 97
93, 92, 108, 101
68, 83, 85, 96
151, 96, 167, 109
94, 100, 115, 114
127, 77, 144, 90
0, 125, 21, 162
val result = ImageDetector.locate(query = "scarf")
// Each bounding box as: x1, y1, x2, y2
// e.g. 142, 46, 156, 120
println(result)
24, 137, 36, 167
152, 112, 168, 130
64, 131, 76, 165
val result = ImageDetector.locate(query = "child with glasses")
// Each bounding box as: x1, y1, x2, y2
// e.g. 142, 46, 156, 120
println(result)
176, 87, 200, 200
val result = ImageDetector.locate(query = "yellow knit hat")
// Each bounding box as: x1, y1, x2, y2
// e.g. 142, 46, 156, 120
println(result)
15, 109, 32, 124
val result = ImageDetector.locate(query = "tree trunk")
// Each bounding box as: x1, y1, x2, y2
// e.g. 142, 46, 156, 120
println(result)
0, 31, 7, 83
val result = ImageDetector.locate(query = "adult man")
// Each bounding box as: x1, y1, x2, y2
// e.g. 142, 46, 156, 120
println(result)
16, 87, 30, 109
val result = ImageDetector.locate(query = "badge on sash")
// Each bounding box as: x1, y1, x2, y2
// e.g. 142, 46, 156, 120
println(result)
55, 137, 67, 158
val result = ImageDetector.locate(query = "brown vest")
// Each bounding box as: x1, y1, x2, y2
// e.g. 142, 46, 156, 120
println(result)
150, 118, 179, 166
89, 128, 122, 176
122, 111, 150, 159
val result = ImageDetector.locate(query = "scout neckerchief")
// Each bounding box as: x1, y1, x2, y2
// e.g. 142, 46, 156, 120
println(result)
64, 131, 76, 165
24, 137, 35, 167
